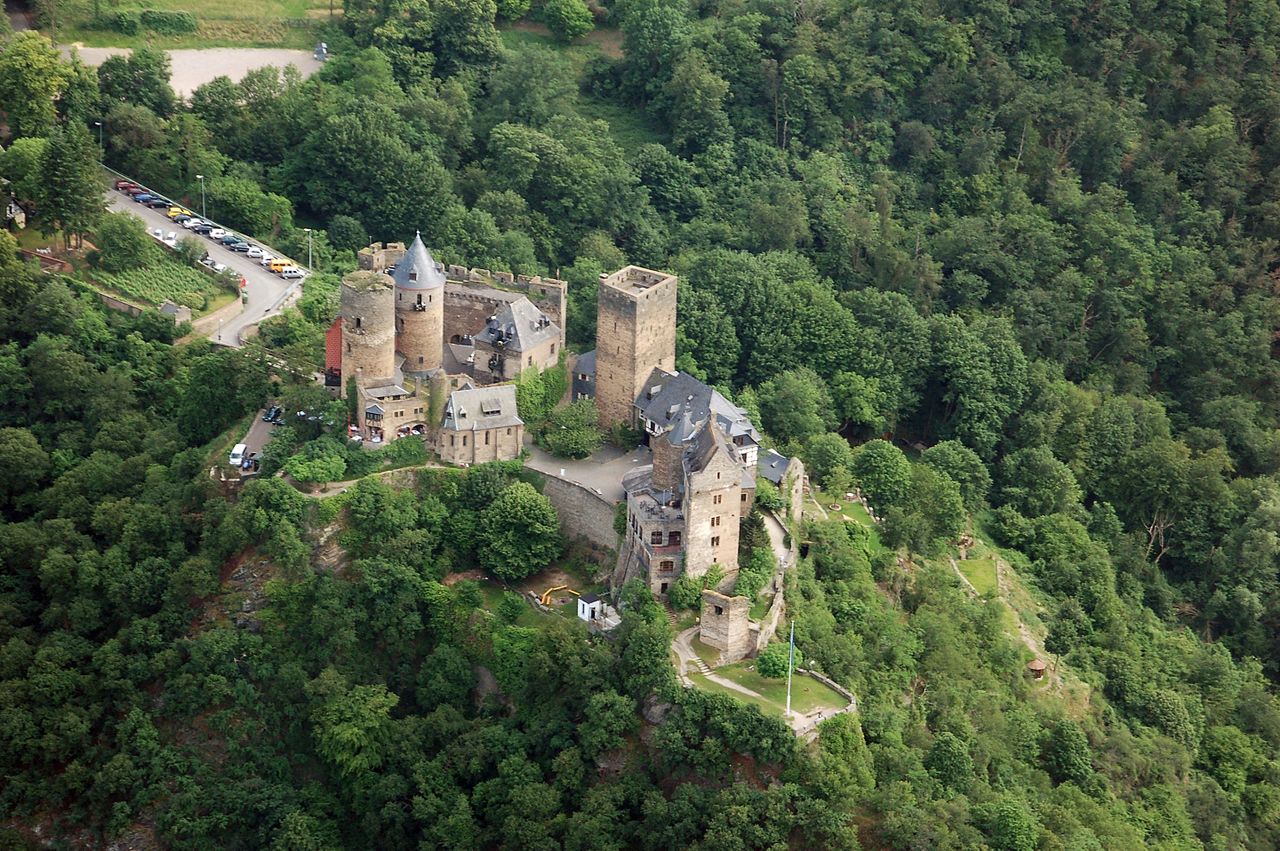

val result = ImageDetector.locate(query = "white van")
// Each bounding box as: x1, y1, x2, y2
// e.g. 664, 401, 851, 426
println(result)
281, 266, 306, 279
229, 443, 247, 466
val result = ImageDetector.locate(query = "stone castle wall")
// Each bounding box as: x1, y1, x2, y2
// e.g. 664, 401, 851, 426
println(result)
358, 243, 567, 347
539, 474, 620, 559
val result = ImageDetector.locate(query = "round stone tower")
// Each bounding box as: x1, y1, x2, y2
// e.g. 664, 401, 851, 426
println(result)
393, 232, 445, 374
340, 270, 396, 396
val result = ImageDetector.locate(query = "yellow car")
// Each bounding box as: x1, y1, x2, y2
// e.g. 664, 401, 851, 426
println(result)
268, 258, 292, 274
167, 206, 192, 219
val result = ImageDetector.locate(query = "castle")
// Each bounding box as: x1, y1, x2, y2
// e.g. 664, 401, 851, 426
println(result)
330, 242, 790, 620
327, 233, 564, 459
573, 267, 766, 600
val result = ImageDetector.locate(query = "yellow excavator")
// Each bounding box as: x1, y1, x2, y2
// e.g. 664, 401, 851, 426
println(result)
540, 585, 581, 605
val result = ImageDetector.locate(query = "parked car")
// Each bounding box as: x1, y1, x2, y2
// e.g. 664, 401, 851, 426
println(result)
145, 198, 171, 209
220, 234, 242, 246
246, 246, 263, 258
211, 262, 228, 274
263, 405, 281, 422
199, 257, 215, 268
207, 228, 226, 240
281, 266, 306, 279
229, 443, 247, 466
174, 214, 191, 224
133, 193, 154, 203
227, 241, 250, 253
164, 232, 178, 247
150, 227, 164, 239
259, 254, 276, 267
268, 259, 291, 273
114, 180, 136, 191
191, 223, 213, 235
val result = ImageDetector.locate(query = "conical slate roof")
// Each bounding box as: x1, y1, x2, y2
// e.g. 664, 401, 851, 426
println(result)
392, 232, 445, 290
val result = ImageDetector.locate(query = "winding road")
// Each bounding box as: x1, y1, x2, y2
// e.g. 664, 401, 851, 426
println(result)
105, 190, 299, 347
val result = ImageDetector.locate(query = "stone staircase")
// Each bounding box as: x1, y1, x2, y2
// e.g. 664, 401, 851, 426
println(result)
688, 656, 712, 675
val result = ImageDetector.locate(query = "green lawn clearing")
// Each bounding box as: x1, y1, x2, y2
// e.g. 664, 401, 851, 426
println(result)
691, 660, 849, 719
957, 557, 997, 596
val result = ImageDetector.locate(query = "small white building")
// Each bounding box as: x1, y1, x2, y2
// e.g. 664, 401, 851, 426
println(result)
577, 593, 621, 632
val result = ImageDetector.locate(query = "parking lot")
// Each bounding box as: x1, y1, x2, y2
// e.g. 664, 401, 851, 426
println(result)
105, 189, 299, 346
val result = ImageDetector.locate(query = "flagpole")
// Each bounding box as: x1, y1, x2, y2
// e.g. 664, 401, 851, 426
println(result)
786, 620, 794, 718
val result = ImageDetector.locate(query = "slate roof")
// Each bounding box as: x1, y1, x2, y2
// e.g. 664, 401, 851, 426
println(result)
579, 592, 601, 605
685, 418, 737, 475
575, 349, 596, 377
474, 296, 559, 353
758, 449, 791, 485
442, 384, 523, 431
391, 232, 445, 290
636, 369, 760, 444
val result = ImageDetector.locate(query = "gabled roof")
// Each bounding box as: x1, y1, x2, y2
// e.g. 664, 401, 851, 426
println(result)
685, 417, 738, 476
758, 449, 791, 485
575, 349, 596, 377
442, 384, 523, 431
474, 296, 559, 353
636, 369, 760, 445
392, 232, 445, 291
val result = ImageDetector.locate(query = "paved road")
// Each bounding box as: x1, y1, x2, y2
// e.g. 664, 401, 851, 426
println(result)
62, 47, 322, 97
106, 190, 296, 346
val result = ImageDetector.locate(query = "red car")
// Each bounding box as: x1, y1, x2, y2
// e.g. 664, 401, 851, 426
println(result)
115, 180, 137, 191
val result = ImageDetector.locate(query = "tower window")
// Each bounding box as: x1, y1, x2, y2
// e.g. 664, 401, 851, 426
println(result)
711, 516, 720, 527
712, 536, 720, 547
713, 494, 722, 505
418, 356, 424, 364
485, 432, 490, 445
355, 317, 362, 329
714, 606, 723, 616
417, 294, 422, 305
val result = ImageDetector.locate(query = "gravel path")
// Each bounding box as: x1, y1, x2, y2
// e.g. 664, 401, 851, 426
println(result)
62, 46, 323, 96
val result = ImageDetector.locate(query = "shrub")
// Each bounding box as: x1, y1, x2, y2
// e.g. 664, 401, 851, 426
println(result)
542, 399, 604, 459
140, 9, 198, 34
94, 11, 140, 34
756, 642, 801, 679
542, 0, 594, 42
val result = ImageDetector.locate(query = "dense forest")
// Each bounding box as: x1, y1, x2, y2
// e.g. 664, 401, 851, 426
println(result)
2, 0, 1280, 846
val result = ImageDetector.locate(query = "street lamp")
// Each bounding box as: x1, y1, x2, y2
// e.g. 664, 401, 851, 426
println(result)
196, 174, 206, 219
303, 227, 313, 269
94, 121, 102, 148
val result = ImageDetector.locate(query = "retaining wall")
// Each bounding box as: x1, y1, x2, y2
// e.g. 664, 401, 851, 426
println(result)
539, 473, 618, 561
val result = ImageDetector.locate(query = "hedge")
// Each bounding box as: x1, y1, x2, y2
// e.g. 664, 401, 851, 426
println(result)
139, 9, 199, 34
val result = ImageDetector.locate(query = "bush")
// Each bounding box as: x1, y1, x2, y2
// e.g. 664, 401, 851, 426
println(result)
542, 0, 594, 42
542, 399, 604, 458
735, 547, 774, 599
139, 9, 198, 34
756, 642, 800, 679
93, 11, 140, 34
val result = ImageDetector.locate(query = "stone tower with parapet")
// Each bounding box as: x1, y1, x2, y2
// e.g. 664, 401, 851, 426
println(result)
392, 232, 445, 375
340, 270, 396, 396
700, 589, 752, 663
595, 266, 677, 430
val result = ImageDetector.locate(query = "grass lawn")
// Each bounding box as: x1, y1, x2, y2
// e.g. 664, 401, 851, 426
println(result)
58, 0, 336, 49
749, 593, 771, 622
808, 486, 888, 554
691, 661, 849, 719
957, 557, 998, 596
691, 637, 722, 667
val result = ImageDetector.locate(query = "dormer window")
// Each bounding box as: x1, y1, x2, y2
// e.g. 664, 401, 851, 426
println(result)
409, 271, 418, 282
